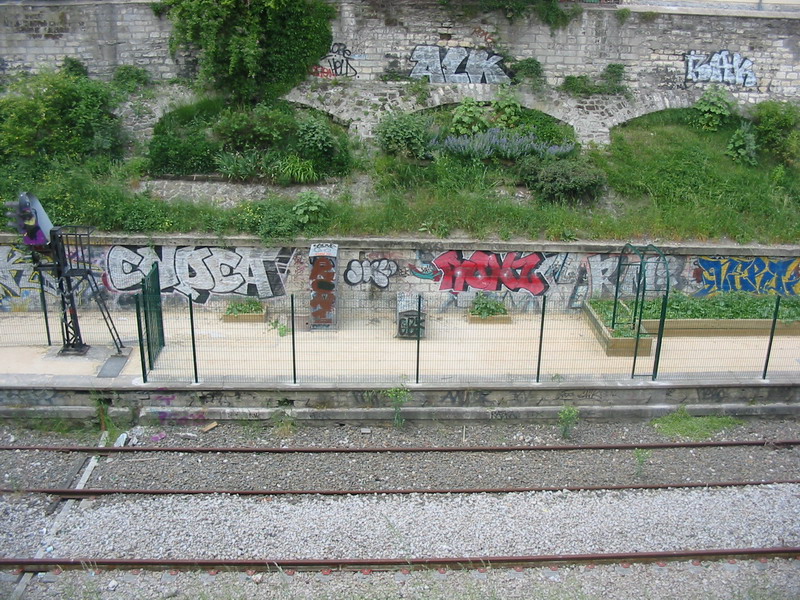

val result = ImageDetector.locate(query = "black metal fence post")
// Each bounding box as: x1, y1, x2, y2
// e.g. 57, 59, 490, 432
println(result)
290, 294, 297, 384
188, 294, 199, 384
415, 294, 422, 384
762, 295, 781, 379
651, 291, 669, 381
37, 271, 51, 346
536, 295, 546, 383
134, 295, 148, 384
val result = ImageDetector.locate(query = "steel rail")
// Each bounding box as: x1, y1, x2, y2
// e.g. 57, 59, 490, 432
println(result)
0, 439, 797, 454
1, 547, 798, 573
4, 479, 799, 498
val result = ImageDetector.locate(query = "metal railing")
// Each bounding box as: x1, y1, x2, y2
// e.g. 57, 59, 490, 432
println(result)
2, 288, 797, 385
126, 292, 799, 385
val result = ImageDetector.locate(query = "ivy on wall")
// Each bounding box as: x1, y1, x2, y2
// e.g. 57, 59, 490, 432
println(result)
163, 0, 335, 101
439, 0, 581, 29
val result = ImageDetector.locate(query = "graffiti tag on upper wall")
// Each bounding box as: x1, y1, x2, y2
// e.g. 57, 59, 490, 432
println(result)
311, 42, 359, 79
344, 258, 398, 288
432, 251, 548, 295
693, 256, 800, 296
105, 246, 294, 303
410, 46, 510, 84
685, 50, 757, 87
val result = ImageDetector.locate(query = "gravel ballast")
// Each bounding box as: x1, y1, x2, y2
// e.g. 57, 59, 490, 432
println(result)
41, 484, 800, 560
2, 420, 799, 599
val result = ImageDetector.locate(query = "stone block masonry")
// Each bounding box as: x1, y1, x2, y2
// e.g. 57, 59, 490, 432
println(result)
0, 0, 797, 143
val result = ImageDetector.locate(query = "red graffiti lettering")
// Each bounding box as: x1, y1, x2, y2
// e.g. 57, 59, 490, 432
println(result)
310, 256, 337, 326
310, 65, 335, 79
432, 251, 548, 295
472, 27, 494, 45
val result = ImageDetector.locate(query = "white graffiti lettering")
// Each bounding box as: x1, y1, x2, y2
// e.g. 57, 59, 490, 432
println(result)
685, 50, 757, 87
410, 45, 510, 84
344, 259, 398, 289
105, 246, 294, 303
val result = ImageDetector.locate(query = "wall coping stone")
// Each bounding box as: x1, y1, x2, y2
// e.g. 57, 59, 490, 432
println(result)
2, 232, 798, 257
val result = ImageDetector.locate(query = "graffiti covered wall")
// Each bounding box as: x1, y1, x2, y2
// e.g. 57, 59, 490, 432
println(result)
2, 242, 798, 312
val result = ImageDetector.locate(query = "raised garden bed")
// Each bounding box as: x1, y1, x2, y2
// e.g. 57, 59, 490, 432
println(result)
641, 318, 800, 337
583, 301, 652, 357
467, 313, 513, 324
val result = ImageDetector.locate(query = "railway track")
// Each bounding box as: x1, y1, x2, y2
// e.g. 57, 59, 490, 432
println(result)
2, 439, 798, 495
2, 427, 799, 599
2, 547, 799, 573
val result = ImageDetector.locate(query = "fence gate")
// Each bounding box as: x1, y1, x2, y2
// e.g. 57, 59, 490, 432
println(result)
135, 264, 165, 380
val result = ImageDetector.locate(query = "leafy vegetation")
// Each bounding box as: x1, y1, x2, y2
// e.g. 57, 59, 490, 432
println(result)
469, 292, 508, 318
224, 298, 264, 315
558, 405, 579, 439
438, 0, 581, 29
650, 406, 742, 440
1, 64, 798, 247
689, 85, 735, 131
561, 64, 628, 98
164, 0, 335, 101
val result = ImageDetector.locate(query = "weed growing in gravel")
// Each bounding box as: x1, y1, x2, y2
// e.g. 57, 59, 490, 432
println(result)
650, 406, 743, 440
633, 448, 652, 478
92, 393, 124, 444
270, 410, 296, 438
558, 405, 579, 439
383, 386, 411, 428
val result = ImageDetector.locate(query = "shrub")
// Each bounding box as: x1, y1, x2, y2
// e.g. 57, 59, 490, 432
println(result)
215, 149, 263, 180
432, 128, 574, 162
451, 97, 490, 136
526, 156, 606, 203
490, 86, 522, 129
292, 191, 328, 228
510, 57, 545, 90
375, 112, 432, 159
212, 103, 298, 152
725, 121, 757, 166
752, 100, 800, 165
295, 117, 336, 170
61, 57, 89, 78
112, 65, 153, 94
470, 292, 508, 318
690, 85, 735, 131
147, 98, 225, 175
561, 64, 628, 97
165, 0, 335, 101
0, 71, 123, 160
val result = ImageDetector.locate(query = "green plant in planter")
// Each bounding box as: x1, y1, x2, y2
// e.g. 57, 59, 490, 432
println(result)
469, 292, 508, 318
224, 298, 264, 316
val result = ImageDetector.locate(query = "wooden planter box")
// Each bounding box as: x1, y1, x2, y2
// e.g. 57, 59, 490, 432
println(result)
467, 313, 513, 324
221, 312, 265, 323
641, 318, 800, 337
584, 303, 652, 357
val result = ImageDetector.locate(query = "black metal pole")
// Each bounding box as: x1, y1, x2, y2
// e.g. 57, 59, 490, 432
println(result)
415, 294, 422, 384
188, 294, 199, 384
291, 294, 297, 384
536, 295, 546, 383
651, 291, 669, 381
762, 295, 781, 379
38, 271, 51, 346
134, 295, 148, 384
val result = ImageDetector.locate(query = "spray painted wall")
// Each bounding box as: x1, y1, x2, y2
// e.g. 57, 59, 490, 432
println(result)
2, 242, 798, 311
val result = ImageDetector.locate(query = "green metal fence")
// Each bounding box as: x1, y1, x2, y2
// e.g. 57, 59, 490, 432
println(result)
134, 264, 165, 382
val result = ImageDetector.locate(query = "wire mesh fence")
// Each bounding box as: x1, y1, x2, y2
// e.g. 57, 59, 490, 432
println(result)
2, 289, 799, 385
133, 291, 800, 385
